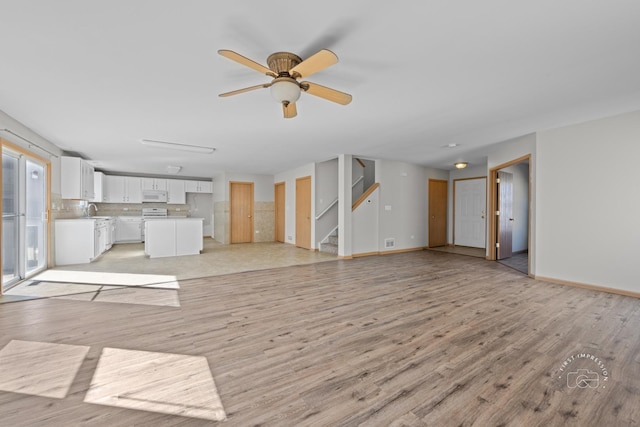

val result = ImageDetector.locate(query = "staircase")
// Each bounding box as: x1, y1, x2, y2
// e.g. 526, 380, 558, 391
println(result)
320, 229, 339, 255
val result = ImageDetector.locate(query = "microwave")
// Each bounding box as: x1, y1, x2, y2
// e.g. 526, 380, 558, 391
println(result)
142, 190, 168, 203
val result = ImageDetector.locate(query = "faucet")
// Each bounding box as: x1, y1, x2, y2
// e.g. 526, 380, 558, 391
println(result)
86, 203, 98, 217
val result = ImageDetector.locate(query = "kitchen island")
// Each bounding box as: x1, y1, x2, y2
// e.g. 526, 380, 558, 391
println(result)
144, 218, 204, 258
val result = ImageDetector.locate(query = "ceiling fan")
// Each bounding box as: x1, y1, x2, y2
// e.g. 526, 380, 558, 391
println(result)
218, 49, 352, 118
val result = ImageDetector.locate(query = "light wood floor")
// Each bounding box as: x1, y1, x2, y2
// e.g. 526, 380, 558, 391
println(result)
0, 250, 638, 426
427, 245, 486, 258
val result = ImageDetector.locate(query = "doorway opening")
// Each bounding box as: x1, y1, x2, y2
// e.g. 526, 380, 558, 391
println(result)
488, 155, 531, 275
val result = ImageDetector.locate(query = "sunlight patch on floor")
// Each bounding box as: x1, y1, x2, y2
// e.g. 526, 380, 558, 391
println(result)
0, 340, 89, 399
85, 348, 226, 421
31, 270, 179, 288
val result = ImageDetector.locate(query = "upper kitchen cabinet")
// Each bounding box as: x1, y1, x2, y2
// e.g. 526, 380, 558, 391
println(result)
61, 156, 95, 200
104, 175, 142, 203
167, 179, 186, 204
185, 180, 212, 193
90, 171, 105, 202
141, 178, 167, 191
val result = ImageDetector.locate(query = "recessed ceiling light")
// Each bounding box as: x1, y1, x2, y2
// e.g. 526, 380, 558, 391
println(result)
141, 139, 215, 154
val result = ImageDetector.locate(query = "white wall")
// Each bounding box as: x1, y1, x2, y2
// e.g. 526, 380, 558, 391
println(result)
352, 187, 379, 255
212, 173, 226, 242
225, 172, 274, 201
501, 163, 529, 252
0, 109, 62, 193
274, 163, 315, 247
186, 193, 213, 237
536, 110, 640, 293
378, 160, 447, 252
212, 173, 226, 202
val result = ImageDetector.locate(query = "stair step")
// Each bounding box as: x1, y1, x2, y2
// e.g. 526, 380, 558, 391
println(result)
327, 236, 338, 245
320, 242, 338, 255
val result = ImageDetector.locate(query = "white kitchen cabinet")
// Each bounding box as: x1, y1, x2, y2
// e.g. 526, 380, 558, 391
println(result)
144, 218, 203, 258
105, 217, 116, 249
144, 220, 176, 258
104, 175, 123, 202
115, 216, 143, 242
185, 180, 212, 193
90, 171, 105, 202
61, 156, 95, 200
55, 218, 110, 265
167, 179, 186, 204
141, 178, 167, 191
104, 175, 142, 203
176, 220, 204, 255
126, 177, 143, 203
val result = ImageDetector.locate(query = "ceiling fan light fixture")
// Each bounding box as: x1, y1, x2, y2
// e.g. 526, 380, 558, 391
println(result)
454, 162, 469, 169
270, 78, 301, 104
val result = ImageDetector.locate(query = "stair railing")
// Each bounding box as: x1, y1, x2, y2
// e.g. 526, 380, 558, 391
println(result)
316, 198, 338, 221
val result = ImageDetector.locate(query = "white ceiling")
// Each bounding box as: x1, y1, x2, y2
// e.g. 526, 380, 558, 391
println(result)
1, 1, 639, 178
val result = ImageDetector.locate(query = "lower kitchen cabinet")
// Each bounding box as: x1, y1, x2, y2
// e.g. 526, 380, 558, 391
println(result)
115, 216, 144, 243
55, 219, 111, 265
144, 218, 203, 258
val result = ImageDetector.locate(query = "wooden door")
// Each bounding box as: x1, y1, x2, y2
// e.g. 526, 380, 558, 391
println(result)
496, 171, 513, 259
275, 182, 285, 243
454, 178, 487, 248
230, 181, 254, 243
428, 179, 448, 247
295, 176, 311, 250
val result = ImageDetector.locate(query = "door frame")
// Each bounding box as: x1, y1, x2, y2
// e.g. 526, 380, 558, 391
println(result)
487, 154, 531, 274
274, 181, 285, 243
453, 176, 487, 248
229, 181, 254, 244
1, 138, 51, 294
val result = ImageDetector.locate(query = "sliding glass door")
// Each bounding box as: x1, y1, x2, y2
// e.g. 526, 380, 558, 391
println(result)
2, 148, 48, 291
2, 153, 20, 285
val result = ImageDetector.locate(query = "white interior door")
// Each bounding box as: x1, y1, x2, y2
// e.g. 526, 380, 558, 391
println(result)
454, 178, 487, 248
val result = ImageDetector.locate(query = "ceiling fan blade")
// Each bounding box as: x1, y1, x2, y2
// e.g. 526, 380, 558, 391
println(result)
283, 102, 297, 119
219, 83, 270, 97
289, 49, 338, 79
301, 81, 352, 105
218, 50, 277, 77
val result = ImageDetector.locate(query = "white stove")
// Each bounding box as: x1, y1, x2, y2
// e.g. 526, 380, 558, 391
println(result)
142, 208, 168, 219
